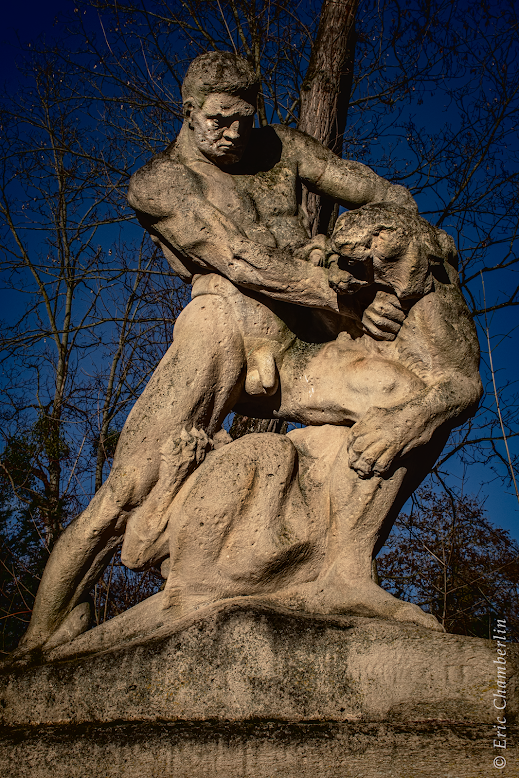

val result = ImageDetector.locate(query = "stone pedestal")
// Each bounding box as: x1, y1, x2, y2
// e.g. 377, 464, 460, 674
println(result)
1, 601, 517, 777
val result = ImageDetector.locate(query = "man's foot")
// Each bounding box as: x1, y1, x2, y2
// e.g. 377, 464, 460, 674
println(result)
1, 602, 93, 667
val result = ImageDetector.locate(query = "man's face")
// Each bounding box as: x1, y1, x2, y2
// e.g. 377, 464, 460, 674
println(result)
186, 92, 255, 166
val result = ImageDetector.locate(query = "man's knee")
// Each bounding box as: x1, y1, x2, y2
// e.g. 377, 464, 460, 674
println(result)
104, 458, 158, 512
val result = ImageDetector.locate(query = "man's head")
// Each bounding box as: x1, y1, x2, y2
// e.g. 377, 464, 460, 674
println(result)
182, 52, 259, 166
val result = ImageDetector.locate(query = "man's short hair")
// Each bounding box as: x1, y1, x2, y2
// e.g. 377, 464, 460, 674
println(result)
182, 51, 260, 108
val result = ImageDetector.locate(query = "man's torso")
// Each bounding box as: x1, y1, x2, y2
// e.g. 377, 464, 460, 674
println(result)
171, 124, 311, 251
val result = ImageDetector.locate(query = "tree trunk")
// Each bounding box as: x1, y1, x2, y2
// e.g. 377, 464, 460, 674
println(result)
229, 415, 288, 439
298, 0, 359, 236
232, 0, 358, 437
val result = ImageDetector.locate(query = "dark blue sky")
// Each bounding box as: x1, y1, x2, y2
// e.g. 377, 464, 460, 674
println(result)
2, 1, 73, 78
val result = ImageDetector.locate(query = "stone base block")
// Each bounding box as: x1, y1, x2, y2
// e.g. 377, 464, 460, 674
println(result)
1, 601, 517, 777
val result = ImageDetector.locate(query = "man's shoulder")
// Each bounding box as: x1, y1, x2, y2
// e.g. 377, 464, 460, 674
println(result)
129, 145, 193, 190
243, 124, 326, 171
265, 124, 330, 163
265, 123, 311, 149
128, 144, 198, 218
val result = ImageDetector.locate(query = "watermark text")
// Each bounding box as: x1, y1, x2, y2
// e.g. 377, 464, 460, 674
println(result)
492, 618, 507, 770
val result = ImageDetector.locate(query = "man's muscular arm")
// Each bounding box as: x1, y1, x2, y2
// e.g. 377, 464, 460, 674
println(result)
277, 126, 418, 212
128, 157, 349, 314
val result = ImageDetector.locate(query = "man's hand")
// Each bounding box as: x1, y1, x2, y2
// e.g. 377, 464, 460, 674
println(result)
362, 290, 406, 341
294, 235, 373, 297
327, 258, 372, 295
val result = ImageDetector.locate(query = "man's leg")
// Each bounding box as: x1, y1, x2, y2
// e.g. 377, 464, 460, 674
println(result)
18, 295, 246, 652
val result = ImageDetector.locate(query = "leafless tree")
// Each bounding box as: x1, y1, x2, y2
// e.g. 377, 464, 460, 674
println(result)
377, 484, 519, 639
1, 0, 518, 644
0, 47, 188, 649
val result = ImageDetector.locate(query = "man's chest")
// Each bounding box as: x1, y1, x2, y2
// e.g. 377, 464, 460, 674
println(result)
237, 163, 299, 220
191, 159, 299, 223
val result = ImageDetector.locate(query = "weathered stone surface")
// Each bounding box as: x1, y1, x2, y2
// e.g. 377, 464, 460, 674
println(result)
14, 50, 483, 658
1, 602, 517, 776
3, 721, 514, 778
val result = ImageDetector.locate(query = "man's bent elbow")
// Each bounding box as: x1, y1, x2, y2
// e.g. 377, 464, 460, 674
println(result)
378, 182, 418, 213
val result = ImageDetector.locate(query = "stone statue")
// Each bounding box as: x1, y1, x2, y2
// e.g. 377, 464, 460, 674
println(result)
15, 52, 482, 658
